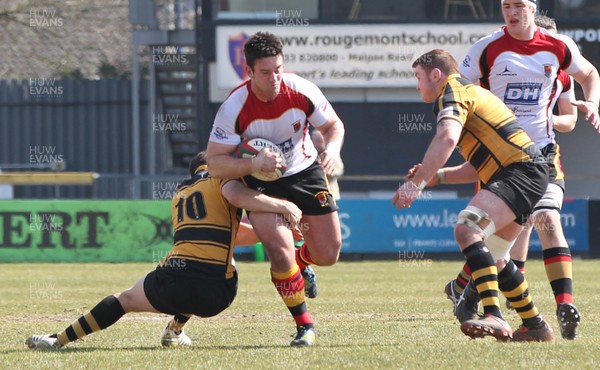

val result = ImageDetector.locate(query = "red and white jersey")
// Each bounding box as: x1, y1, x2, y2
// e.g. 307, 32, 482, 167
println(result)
549, 70, 575, 128
210, 73, 334, 176
459, 26, 585, 147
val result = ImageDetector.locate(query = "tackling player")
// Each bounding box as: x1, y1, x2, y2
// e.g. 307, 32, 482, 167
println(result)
25, 151, 303, 350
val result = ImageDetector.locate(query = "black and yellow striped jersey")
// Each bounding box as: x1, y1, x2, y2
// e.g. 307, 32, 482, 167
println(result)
434, 74, 539, 184
166, 165, 242, 279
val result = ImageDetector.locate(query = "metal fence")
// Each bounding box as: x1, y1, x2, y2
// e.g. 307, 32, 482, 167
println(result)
0, 79, 154, 198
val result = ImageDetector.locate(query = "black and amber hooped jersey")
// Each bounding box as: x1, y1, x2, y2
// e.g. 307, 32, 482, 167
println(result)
167, 165, 242, 279
434, 74, 539, 184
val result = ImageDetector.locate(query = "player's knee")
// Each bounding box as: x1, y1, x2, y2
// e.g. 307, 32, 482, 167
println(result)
531, 207, 563, 236
531, 207, 561, 224
456, 206, 496, 240
115, 292, 133, 312
311, 241, 341, 266
454, 224, 481, 247
315, 254, 338, 266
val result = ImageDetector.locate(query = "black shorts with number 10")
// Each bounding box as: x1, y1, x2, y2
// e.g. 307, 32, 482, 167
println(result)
242, 160, 338, 215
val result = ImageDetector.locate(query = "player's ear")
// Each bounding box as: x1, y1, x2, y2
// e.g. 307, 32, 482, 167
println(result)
245, 65, 254, 77
431, 68, 443, 82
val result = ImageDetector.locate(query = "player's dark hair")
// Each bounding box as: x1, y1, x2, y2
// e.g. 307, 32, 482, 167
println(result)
189, 151, 207, 177
244, 32, 283, 69
412, 49, 458, 75
535, 14, 556, 32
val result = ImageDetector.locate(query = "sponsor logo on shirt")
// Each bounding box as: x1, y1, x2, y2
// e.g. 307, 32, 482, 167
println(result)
462, 55, 471, 68
214, 127, 228, 140
504, 83, 542, 105
544, 65, 552, 78
496, 65, 517, 77
292, 120, 302, 133
278, 138, 294, 159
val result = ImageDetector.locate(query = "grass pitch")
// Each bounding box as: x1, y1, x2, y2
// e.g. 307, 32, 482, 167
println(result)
1, 260, 599, 369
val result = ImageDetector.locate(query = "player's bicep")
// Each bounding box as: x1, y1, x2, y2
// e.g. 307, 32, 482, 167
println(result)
316, 114, 344, 137
436, 117, 463, 143
308, 101, 338, 128
207, 141, 238, 162
206, 141, 245, 178
210, 101, 242, 145
437, 102, 467, 128
570, 58, 598, 86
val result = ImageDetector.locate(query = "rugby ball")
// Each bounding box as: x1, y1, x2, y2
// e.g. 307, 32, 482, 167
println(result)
236, 138, 287, 181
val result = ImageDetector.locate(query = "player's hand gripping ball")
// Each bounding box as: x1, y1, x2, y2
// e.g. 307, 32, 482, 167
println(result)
236, 138, 287, 181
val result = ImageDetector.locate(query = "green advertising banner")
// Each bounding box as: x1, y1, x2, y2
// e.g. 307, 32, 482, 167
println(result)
0, 200, 173, 262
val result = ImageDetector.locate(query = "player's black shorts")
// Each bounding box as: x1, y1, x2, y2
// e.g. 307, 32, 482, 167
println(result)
242, 160, 338, 215
482, 161, 549, 225
143, 259, 237, 317
542, 143, 565, 190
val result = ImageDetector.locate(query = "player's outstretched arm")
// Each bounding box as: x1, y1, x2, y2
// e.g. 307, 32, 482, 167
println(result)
407, 118, 463, 188
411, 162, 479, 187
392, 118, 462, 209
435, 162, 479, 185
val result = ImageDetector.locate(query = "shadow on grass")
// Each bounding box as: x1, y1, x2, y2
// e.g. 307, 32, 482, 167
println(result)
8, 342, 358, 353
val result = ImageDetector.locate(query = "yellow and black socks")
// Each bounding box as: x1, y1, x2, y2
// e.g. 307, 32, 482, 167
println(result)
498, 260, 543, 329
543, 247, 573, 305
55, 295, 125, 346
168, 313, 192, 332
462, 241, 502, 318
271, 265, 313, 329
512, 259, 526, 274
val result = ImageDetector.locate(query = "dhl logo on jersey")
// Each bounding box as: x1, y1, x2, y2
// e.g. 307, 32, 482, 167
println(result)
503, 83, 542, 105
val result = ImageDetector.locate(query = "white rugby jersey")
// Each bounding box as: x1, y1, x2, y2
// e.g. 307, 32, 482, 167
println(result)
549, 70, 575, 129
550, 70, 575, 120
460, 26, 585, 147
210, 73, 334, 176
